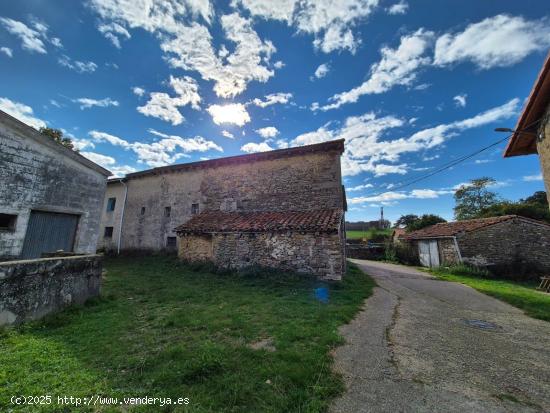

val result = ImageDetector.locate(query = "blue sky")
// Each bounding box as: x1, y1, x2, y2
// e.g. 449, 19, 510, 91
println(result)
0, 0, 548, 223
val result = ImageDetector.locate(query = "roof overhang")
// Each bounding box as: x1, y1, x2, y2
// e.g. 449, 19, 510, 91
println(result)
504, 52, 550, 157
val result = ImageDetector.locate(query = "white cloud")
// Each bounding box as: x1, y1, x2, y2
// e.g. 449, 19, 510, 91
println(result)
387, 1, 408, 15
109, 164, 138, 177
0, 46, 12, 57
320, 29, 434, 110
273, 60, 285, 69
434, 14, 550, 69
313, 63, 329, 79
207, 103, 251, 126
71, 138, 95, 151
137, 76, 201, 125
349, 188, 453, 204
474, 159, 491, 164
81, 151, 116, 167
256, 126, 279, 138
241, 141, 273, 153
231, 0, 297, 22
89, 129, 223, 168
347, 183, 374, 192
251, 92, 293, 108
98, 22, 131, 48
50, 37, 63, 48
453, 94, 467, 108
0, 17, 47, 53
74, 97, 119, 110
132, 86, 145, 97
0, 97, 46, 129
58, 55, 98, 73
221, 130, 235, 139
275, 139, 289, 149
523, 173, 543, 182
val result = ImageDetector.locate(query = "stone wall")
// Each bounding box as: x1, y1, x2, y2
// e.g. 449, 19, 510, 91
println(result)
438, 238, 460, 265
119, 150, 343, 251
0, 114, 108, 260
0, 254, 102, 325
538, 103, 550, 207
97, 181, 126, 252
457, 218, 550, 269
179, 231, 345, 280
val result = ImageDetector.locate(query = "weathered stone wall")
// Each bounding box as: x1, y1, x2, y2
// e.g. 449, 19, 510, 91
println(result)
538, 103, 550, 207
179, 234, 213, 261
120, 151, 343, 251
457, 218, 550, 269
97, 182, 126, 252
438, 238, 460, 265
180, 231, 344, 280
0, 115, 108, 260
0, 254, 102, 325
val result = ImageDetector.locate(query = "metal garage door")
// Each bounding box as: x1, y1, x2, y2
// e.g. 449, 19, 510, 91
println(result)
21, 211, 79, 259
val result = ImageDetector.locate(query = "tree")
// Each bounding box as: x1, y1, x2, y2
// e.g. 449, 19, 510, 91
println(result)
521, 191, 548, 207
407, 214, 447, 232
394, 214, 419, 228
477, 191, 550, 223
454, 177, 499, 220
39, 127, 76, 151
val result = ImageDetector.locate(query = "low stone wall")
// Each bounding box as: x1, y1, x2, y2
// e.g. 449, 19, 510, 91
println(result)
179, 232, 345, 280
0, 254, 102, 326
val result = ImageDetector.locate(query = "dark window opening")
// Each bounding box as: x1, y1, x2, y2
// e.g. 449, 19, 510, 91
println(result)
141, 207, 146, 215
191, 203, 199, 215
0, 213, 17, 231
104, 226, 114, 238
164, 206, 171, 217
106, 197, 116, 212
166, 236, 177, 248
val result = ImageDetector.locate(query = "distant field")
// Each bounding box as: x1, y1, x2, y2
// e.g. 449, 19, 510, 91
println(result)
346, 229, 392, 240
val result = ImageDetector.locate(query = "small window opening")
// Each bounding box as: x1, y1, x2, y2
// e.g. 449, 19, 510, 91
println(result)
191, 203, 199, 215
106, 197, 116, 212
141, 207, 146, 215
164, 206, 171, 217
104, 226, 114, 238
166, 236, 177, 248
0, 213, 17, 231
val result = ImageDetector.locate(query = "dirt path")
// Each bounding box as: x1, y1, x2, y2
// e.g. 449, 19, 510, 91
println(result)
330, 260, 550, 413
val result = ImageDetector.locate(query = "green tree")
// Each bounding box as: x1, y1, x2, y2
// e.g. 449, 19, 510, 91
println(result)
521, 191, 548, 207
454, 177, 499, 220
407, 214, 447, 232
39, 127, 76, 151
477, 191, 550, 223
394, 214, 419, 228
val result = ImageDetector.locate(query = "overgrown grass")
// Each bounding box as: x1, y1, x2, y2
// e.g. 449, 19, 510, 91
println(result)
0, 257, 375, 412
346, 229, 391, 240
430, 266, 550, 322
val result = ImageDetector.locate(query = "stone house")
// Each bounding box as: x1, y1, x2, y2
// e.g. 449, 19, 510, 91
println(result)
504, 52, 550, 207
404, 215, 550, 271
97, 139, 347, 279
0, 110, 111, 260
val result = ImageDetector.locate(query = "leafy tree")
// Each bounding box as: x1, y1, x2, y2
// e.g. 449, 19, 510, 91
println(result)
39, 127, 76, 151
454, 177, 499, 220
477, 191, 550, 223
394, 214, 419, 228
520, 191, 548, 207
407, 214, 447, 232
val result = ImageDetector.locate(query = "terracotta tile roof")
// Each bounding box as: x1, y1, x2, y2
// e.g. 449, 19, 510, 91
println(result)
175, 209, 343, 234
403, 215, 549, 239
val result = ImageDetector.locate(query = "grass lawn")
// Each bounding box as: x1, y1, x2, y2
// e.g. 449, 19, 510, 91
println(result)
0, 257, 374, 412
346, 229, 391, 240
430, 268, 550, 322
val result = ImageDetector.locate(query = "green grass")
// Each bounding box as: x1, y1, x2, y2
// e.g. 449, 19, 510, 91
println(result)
430, 267, 550, 322
346, 229, 391, 240
0, 257, 375, 412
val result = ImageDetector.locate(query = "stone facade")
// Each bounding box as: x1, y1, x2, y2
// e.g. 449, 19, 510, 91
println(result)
97, 180, 126, 252
179, 231, 345, 280
0, 111, 110, 260
538, 103, 550, 206
0, 254, 102, 325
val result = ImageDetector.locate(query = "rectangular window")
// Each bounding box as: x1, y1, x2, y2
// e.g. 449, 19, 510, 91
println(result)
0, 213, 17, 231
164, 206, 171, 217
141, 207, 146, 215
191, 203, 199, 215
104, 226, 114, 238
166, 236, 177, 248
106, 197, 116, 212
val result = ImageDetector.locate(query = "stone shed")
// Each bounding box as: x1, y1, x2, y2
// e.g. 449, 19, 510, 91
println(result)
0, 109, 111, 260
404, 215, 550, 271
175, 209, 345, 280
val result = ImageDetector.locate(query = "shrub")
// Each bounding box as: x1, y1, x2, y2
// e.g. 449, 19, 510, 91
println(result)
440, 263, 490, 278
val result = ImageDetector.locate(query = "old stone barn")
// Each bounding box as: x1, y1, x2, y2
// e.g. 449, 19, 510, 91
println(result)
98, 140, 347, 279
404, 215, 550, 272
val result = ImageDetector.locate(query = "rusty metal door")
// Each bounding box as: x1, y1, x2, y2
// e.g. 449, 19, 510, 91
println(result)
21, 211, 79, 259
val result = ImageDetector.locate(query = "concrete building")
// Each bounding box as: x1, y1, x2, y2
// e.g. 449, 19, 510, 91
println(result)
504, 52, 550, 207
404, 215, 550, 272
0, 110, 111, 260
97, 140, 347, 279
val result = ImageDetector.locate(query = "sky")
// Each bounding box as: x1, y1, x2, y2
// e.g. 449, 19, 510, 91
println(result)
0, 0, 548, 223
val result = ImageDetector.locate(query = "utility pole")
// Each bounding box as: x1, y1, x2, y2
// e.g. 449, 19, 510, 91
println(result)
380, 206, 384, 229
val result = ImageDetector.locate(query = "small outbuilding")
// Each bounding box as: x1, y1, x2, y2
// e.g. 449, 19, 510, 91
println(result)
404, 215, 550, 271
